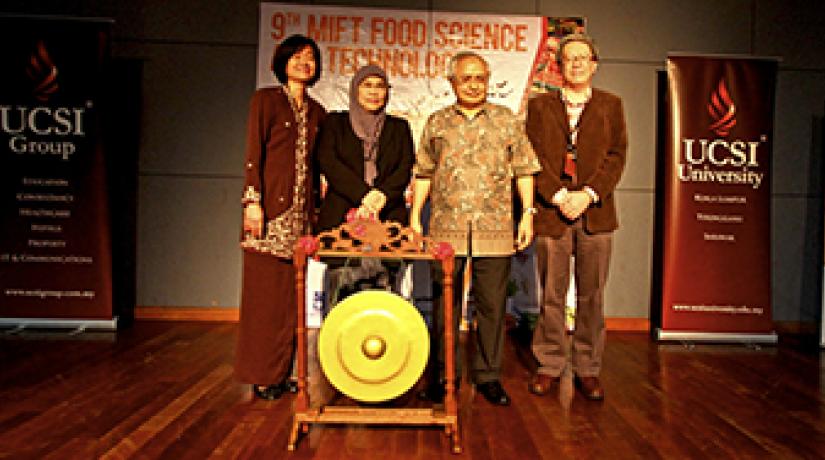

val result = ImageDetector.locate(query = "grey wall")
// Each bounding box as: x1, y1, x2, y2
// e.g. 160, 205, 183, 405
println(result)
3, 1, 823, 323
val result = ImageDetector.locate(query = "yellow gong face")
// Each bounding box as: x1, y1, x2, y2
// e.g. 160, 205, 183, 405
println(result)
318, 290, 429, 402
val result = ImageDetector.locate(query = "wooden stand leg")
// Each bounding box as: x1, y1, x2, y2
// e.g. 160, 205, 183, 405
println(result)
451, 421, 462, 454
442, 255, 461, 454
295, 251, 309, 413
290, 249, 309, 452
287, 418, 300, 451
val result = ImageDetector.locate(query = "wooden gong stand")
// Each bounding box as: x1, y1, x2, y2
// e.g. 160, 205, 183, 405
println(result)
288, 219, 461, 454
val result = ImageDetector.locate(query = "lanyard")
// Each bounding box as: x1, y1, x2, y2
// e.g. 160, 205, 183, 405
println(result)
562, 98, 586, 183
565, 115, 582, 161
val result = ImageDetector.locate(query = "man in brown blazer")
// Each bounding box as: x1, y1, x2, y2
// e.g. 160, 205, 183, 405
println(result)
525, 34, 627, 400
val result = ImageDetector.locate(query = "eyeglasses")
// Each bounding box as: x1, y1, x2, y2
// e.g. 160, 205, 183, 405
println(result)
563, 54, 595, 64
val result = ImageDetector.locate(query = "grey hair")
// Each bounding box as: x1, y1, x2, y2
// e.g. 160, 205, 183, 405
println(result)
556, 33, 599, 65
447, 51, 489, 79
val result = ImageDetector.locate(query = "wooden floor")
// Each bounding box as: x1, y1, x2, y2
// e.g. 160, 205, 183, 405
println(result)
0, 321, 823, 459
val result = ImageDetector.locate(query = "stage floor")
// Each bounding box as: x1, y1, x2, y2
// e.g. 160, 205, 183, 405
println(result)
0, 321, 823, 459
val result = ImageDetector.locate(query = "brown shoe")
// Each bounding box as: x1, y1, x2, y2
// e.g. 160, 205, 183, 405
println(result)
574, 376, 604, 400
528, 374, 558, 396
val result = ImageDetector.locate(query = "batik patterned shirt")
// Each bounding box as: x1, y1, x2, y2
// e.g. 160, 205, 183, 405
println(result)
414, 103, 541, 256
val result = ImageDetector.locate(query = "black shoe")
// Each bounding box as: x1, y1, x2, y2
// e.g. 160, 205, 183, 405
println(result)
285, 380, 298, 393
574, 375, 605, 401
252, 383, 284, 400
418, 379, 460, 403
476, 381, 510, 406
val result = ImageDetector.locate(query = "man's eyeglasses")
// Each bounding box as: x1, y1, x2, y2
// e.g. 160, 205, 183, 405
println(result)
563, 54, 595, 64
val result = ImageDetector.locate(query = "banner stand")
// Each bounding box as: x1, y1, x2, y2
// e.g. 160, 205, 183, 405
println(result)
0, 16, 116, 327
656, 329, 777, 344
0, 317, 117, 332
822, 103, 825, 348
654, 55, 779, 343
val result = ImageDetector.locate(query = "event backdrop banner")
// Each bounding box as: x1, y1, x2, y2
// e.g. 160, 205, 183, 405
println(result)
258, 3, 583, 321
259, 2, 584, 136
0, 16, 113, 322
657, 55, 777, 342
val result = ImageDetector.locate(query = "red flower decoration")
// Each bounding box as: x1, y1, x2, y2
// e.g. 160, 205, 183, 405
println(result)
432, 242, 455, 260
353, 224, 367, 237
346, 207, 379, 223
297, 235, 319, 255
345, 208, 358, 223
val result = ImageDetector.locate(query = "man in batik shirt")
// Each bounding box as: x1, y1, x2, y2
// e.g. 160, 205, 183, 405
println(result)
410, 51, 541, 406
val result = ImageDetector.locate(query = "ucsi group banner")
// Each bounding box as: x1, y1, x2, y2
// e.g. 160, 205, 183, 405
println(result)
0, 16, 113, 323
657, 55, 777, 341
259, 2, 584, 136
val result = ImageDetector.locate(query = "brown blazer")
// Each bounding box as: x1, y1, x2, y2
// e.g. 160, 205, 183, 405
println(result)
244, 86, 325, 221
526, 88, 627, 237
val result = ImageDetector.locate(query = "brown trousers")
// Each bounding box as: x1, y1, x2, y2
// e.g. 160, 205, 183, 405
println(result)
532, 221, 612, 377
235, 251, 295, 384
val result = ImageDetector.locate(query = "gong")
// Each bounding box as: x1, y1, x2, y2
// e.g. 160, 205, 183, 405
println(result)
318, 290, 429, 402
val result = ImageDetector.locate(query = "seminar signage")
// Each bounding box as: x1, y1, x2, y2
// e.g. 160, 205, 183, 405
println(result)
259, 2, 584, 137
656, 55, 777, 342
0, 15, 115, 328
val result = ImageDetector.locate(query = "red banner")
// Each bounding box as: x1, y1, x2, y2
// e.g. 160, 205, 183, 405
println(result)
0, 16, 114, 323
656, 55, 777, 341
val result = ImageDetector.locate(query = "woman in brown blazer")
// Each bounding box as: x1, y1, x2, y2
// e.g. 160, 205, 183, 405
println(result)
236, 35, 326, 400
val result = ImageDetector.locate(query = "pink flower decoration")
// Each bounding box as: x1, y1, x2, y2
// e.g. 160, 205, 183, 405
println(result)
353, 224, 367, 237
432, 242, 455, 260
346, 207, 379, 223
345, 208, 358, 223
297, 235, 319, 255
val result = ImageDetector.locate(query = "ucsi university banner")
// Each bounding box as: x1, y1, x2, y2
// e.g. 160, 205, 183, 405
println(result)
0, 16, 115, 327
656, 55, 778, 342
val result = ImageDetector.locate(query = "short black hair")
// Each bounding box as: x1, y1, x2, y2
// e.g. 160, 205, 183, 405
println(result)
271, 34, 322, 86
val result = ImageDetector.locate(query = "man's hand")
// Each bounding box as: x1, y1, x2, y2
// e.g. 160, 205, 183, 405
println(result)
410, 215, 423, 235
410, 178, 431, 236
559, 190, 592, 221
516, 214, 534, 251
243, 203, 263, 239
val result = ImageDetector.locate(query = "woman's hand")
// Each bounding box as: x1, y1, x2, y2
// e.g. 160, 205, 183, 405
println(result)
355, 206, 376, 221
243, 203, 263, 239
361, 189, 387, 215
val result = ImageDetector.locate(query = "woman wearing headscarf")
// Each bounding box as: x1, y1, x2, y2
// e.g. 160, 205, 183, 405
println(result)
236, 34, 326, 400
315, 65, 414, 232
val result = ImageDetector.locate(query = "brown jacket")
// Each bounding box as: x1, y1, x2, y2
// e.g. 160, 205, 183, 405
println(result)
526, 88, 627, 237
236, 86, 325, 385
244, 86, 326, 221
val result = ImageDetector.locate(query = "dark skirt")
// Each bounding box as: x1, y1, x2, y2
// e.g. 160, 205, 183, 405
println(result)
235, 250, 295, 384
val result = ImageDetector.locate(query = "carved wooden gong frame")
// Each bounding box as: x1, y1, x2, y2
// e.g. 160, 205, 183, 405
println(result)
289, 219, 461, 454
